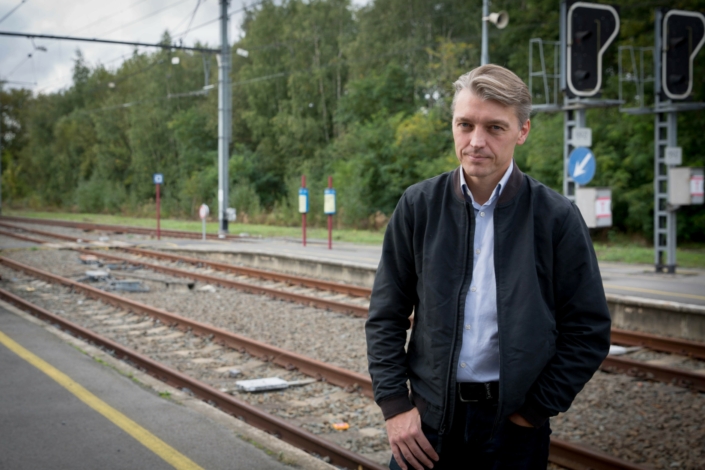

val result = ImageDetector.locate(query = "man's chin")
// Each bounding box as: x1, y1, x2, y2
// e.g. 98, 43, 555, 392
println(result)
462, 165, 494, 179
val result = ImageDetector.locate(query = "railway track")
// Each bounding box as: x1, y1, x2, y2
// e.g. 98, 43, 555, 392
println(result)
2, 223, 705, 394
0, 255, 650, 470
0, 223, 370, 315
0, 215, 246, 241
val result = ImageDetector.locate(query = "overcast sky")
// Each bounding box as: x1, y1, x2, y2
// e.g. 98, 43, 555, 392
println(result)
0, 0, 263, 94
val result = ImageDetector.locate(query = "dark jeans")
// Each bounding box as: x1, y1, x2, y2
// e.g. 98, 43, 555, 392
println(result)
390, 399, 551, 470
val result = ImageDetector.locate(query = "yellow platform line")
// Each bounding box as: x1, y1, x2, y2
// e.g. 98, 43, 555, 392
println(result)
603, 283, 705, 302
0, 330, 203, 470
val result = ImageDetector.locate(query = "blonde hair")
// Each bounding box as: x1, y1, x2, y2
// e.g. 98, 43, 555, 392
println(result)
452, 64, 532, 126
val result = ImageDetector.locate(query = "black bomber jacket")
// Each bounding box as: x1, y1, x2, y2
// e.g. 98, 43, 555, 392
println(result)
365, 163, 611, 433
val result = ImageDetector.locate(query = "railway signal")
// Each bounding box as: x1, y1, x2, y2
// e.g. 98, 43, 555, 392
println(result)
566, 1, 620, 97
153, 173, 163, 240
661, 9, 705, 100
299, 175, 309, 247
324, 176, 336, 250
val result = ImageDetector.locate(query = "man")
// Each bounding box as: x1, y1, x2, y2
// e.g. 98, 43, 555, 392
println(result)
365, 64, 611, 470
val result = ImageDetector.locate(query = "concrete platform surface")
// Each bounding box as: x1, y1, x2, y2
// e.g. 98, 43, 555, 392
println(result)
0, 304, 333, 470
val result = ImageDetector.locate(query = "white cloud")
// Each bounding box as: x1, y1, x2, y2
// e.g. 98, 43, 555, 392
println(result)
0, 0, 249, 94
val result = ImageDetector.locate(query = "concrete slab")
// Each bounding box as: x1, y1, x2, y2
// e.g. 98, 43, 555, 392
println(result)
0, 304, 334, 470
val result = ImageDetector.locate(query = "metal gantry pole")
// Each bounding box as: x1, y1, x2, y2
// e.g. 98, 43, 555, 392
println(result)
563, 107, 584, 201
217, 0, 231, 236
653, 9, 677, 273
481, 0, 489, 65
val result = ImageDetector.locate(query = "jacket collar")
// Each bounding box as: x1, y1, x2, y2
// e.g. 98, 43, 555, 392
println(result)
452, 161, 524, 205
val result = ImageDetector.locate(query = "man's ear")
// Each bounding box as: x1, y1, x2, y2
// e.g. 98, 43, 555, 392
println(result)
517, 119, 531, 145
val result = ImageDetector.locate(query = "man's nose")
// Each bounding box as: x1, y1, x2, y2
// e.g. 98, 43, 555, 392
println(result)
470, 128, 486, 148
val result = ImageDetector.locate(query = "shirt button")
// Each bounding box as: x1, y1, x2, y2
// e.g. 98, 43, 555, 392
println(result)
465, 324, 471, 330
475, 249, 481, 254
460, 362, 466, 368
471, 286, 477, 292
480, 211, 485, 217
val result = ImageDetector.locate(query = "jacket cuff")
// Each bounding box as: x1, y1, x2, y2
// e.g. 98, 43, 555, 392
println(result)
378, 394, 414, 421
517, 398, 553, 428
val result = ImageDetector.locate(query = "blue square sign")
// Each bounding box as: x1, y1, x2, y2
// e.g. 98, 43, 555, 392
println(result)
153, 173, 164, 185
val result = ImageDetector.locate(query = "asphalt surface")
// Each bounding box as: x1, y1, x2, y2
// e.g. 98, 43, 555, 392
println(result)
0, 305, 295, 470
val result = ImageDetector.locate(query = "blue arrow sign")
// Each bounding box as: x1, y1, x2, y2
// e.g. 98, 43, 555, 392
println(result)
568, 147, 595, 185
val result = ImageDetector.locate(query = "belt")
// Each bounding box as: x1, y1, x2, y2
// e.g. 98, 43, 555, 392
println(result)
457, 382, 499, 403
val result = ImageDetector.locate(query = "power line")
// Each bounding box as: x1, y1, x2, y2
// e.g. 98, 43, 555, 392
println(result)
101, 0, 193, 38
0, 31, 218, 53
71, 0, 151, 35
0, 79, 36, 86
172, 0, 265, 40
5, 53, 32, 78
0, 0, 27, 25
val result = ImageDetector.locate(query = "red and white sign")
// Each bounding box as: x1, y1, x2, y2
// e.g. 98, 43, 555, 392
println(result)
595, 197, 611, 219
691, 175, 704, 197
199, 204, 210, 220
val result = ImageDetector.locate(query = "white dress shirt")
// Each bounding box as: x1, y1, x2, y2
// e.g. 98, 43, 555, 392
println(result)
456, 162, 514, 383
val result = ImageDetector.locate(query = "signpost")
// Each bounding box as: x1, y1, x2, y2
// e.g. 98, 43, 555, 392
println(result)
299, 175, 309, 247
568, 147, 595, 186
324, 176, 336, 250
199, 204, 209, 240
153, 173, 163, 240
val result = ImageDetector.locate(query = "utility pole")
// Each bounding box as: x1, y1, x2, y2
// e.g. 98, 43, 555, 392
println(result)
0, 98, 2, 215
481, 0, 508, 66
481, 0, 489, 65
217, 0, 231, 236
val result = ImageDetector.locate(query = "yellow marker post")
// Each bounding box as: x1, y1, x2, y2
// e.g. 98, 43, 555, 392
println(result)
0, 330, 203, 470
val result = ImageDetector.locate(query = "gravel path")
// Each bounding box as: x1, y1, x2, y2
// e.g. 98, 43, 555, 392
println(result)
2, 246, 704, 469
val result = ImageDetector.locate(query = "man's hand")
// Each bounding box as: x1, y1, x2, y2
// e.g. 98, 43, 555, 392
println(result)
508, 413, 534, 428
386, 408, 439, 470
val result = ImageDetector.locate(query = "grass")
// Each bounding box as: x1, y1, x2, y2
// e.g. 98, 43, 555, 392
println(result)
4, 209, 386, 244
5, 209, 705, 268
593, 242, 705, 269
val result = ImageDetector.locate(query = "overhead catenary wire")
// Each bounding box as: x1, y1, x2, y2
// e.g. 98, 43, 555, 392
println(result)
0, 0, 27, 25
0, 31, 218, 53
101, 0, 194, 38
71, 0, 151, 35
5, 53, 32, 78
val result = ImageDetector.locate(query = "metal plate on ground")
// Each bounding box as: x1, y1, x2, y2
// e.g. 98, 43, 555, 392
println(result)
235, 377, 289, 392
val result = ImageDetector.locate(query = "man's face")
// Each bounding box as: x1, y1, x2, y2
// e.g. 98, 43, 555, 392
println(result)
452, 88, 530, 183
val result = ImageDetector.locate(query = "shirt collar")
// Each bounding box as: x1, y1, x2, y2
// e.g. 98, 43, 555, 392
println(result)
460, 161, 514, 207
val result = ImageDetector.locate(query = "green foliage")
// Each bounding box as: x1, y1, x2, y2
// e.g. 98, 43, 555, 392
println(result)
1, 0, 703, 242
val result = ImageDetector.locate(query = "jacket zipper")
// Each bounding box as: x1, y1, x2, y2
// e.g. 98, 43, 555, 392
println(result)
439, 200, 474, 435
490, 205, 504, 438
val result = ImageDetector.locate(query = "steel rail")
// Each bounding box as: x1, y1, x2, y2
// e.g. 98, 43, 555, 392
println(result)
0, 228, 48, 244
601, 355, 705, 392
75, 248, 369, 317
0, 287, 384, 470
3, 226, 705, 393
0, 256, 373, 397
0, 257, 652, 470
0, 222, 372, 298
118, 246, 372, 298
0, 223, 80, 242
0, 223, 368, 318
611, 328, 705, 361
0, 215, 244, 241
548, 437, 650, 470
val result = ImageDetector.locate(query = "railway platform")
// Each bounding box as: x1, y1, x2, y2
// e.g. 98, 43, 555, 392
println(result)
0, 302, 334, 470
